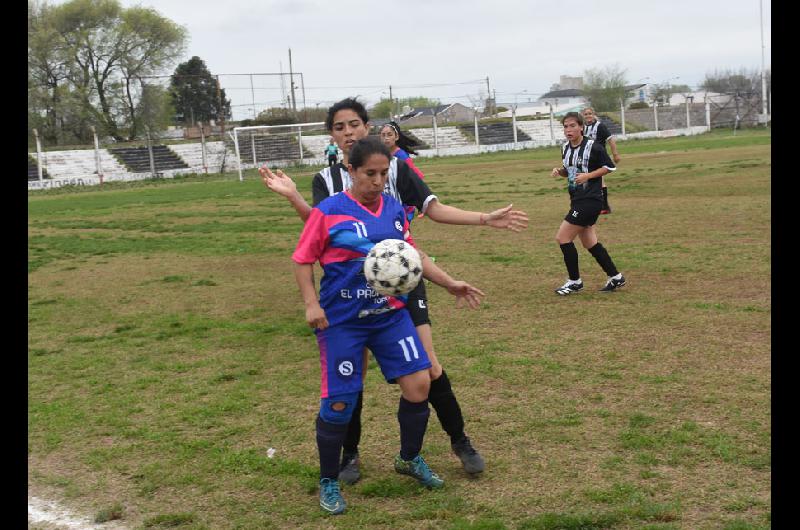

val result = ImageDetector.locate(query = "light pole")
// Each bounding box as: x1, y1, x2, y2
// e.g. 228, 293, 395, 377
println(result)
759, 0, 769, 121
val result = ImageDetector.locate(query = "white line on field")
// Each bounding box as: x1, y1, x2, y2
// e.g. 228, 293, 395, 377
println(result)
28, 496, 128, 530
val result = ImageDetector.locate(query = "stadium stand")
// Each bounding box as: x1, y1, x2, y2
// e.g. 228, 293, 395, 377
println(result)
598, 115, 623, 135
301, 134, 335, 159
30, 149, 129, 179
457, 122, 532, 145
408, 126, 470, 149
28, 156, 47, 180
225, 134, 310, 164
110, 145, 189, 172
167, 141, 232, 173
516, 120, 559, 145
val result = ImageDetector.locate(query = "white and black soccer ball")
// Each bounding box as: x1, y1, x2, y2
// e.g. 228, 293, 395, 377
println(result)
363, 239, 423, 297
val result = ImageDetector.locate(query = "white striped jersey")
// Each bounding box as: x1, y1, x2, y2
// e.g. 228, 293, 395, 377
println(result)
583, 119, 612, 145
561, 137, 615, 202
312, 158, 437, 215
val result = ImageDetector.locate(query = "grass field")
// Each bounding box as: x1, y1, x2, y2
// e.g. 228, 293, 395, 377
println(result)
28, 128, 771, 529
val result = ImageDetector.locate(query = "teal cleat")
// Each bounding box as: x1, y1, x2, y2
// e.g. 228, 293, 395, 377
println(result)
319, 478, 346, 515
394, 454, 444, 489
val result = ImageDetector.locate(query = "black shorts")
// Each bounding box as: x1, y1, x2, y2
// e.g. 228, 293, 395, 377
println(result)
327, 154, 338, 164
405, 280, 431, 327
564, 200, 602, 227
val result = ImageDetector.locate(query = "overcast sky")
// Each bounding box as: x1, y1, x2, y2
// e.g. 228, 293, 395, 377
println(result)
83, 0, 771, 120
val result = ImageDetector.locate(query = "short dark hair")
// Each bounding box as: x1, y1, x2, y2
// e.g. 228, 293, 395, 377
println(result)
348, 137, 391, 170
325, 97, 369, 131
561, 112, 584, 126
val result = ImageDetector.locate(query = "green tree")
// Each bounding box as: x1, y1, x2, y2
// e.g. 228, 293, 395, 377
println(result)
169, 56, 231, 127
28, 0, 187, 143
136, 84, 175, 135
371, 96, 441, 119
702, 68, 770, 96
582, 65, 627, 112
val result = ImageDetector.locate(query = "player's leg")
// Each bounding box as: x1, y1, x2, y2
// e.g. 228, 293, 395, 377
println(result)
339, 348, 369, 484
408, 283, 484, 473
600, 174, 611, 214
582, 225, 626, 291
314, 325, 367, 514
368, 310, 443, 489
555, 217, 585, 295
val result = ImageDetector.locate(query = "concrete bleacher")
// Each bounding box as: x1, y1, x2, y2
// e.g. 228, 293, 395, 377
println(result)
408, 126, 470, 149
167, 141, 234, 173
228, 134, 310, 164
301, 134, 335, 159
597, 115, 623, 135
457, 122, 532, 145
30, 149, 129, 179
516, 120, 559, 145
28, 156, 48, 180
110, 145, 189, 173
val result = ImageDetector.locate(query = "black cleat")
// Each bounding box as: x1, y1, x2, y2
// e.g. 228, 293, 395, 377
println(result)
338, 452, 361, 485
555, 280, 584, 296
599, 275, 626, 292
451, 436, 485, 474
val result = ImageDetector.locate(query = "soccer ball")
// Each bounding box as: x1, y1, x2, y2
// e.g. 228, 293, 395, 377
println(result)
363, 239, 423, 296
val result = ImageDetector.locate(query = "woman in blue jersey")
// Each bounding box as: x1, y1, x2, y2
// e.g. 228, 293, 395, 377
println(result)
293, 137, 484, 515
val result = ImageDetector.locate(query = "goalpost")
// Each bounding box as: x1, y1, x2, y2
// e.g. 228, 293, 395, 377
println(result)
231, 122, 330, 181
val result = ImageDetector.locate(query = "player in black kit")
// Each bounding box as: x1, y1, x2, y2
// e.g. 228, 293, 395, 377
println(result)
551, 112, 626, 295
582, 107, 621, 214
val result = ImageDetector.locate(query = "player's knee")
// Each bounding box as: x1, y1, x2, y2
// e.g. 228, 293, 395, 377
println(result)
319, 392, 360, 425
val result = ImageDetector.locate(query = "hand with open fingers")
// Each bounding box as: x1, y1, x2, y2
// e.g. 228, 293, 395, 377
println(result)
551, 167, 563, 178
485, 204, 529, 232
575, 172, 590, 185
260, 165, 297, 198
305, 304, 329, 330
445, 280, 485, 309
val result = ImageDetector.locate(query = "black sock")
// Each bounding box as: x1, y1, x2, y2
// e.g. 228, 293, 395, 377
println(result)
559, 242, 580, 281
341, 391, 363, 456
316, 415, 348, 480
428, 370, 466, 444
588, 242, 619, 277
397, 397, 430, 460
602, 187, 610, 209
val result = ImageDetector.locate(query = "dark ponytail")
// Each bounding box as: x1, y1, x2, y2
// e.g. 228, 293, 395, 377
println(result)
382, 121, 419, 155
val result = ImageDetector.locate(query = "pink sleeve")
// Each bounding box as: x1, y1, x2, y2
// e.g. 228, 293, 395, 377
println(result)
404, 157, 425, 180
402, 216, 417, 249
292, 208, 328, 264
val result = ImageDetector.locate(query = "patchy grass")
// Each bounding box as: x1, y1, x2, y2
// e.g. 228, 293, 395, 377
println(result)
28, 128, 770, 528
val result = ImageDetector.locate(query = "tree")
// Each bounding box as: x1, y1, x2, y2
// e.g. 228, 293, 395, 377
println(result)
371, 96, 441, 119
582, 65, 628, 112
28, 0, 187, 143
650, 83, 691, 106
702, 68, 770, 97
169, 56, 231, 127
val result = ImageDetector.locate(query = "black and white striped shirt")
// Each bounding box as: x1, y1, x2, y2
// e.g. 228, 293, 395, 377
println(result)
311, 157, 437, 213
583, 119, 612, 146
561, 137, 616, 202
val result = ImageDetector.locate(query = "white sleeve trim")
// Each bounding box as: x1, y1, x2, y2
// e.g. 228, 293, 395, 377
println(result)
603, 165, 616, 172
421, 195, 438, 214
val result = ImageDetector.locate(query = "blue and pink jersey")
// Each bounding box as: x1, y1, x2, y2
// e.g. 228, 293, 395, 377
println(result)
292, 191, 417, 328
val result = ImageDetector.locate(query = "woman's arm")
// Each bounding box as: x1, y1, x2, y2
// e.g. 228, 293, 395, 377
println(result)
418, 251, 484, 309
260, 166, 313, 222
424, 200, 529, 232
574, 167, 610, 185
294, 262, 328, 329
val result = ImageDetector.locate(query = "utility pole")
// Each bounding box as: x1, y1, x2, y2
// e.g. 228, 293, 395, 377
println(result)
288, 48, 297, 113
300, 72, 307, 120
389, 85, 393, 118
759, 0, 768, 122
486, 76, 491, 115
